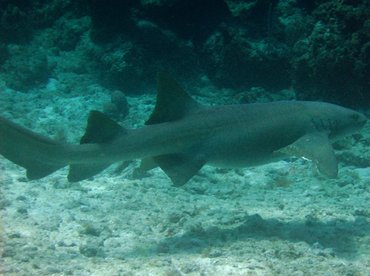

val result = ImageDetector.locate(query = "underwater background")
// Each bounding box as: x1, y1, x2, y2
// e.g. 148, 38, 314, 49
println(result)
0, 0, 369, 275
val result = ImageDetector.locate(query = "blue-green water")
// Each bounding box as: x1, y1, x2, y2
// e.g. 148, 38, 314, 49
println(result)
0, 1, 369, 275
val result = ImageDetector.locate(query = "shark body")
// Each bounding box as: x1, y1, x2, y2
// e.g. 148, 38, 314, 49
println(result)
0, 73, 367, 186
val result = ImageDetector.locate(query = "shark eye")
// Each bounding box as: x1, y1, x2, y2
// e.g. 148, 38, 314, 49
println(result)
350, 114, 359, 121
329, 119, 338, 130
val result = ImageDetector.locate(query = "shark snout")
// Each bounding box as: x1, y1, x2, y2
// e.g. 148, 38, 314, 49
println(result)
356, 112, 368, 127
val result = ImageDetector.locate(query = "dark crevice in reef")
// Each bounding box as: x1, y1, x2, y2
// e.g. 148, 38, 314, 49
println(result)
0, 0, 369, 108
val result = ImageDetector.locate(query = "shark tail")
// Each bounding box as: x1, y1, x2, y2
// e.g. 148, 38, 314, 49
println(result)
0, 116, 67, 180
0, 111, 126, 182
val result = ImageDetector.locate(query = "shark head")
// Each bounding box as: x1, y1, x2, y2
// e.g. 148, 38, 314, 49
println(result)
306, 102, 367, 139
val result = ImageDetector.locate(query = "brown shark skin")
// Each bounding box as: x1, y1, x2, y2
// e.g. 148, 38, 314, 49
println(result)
74, 103, 309, 167
0, 98, 366, 186
0, 70, 367, 184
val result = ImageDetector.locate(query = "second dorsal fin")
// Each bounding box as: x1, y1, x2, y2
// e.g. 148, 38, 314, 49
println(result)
80, 111, 125, 144
145, 72, 200, 125
68, 111, 126, 182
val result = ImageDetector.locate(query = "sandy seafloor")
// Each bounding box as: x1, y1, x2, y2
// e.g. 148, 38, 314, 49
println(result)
0, 80, 369, 276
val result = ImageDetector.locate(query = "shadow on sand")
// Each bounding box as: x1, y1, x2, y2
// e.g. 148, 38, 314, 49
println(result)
153, 213, 369, 258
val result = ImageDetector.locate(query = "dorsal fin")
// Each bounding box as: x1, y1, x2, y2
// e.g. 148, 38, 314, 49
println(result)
80, 110, 125, 144
68, 111, 126, 182
145, 72, 200, 125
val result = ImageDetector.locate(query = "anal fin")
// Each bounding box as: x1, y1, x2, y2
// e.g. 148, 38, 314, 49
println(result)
68, 163, 111, 182
132, 158, 157, 179
27, 163, 65, 180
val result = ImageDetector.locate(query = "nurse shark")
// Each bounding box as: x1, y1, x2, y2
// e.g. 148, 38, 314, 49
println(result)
0, 73, 367, 186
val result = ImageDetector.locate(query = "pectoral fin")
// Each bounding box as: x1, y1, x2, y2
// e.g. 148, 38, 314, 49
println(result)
278, 132, 338, 178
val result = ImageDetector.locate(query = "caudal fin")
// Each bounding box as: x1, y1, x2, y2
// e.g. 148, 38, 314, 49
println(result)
0, 116, 66, 179
0, 112, 127, 182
